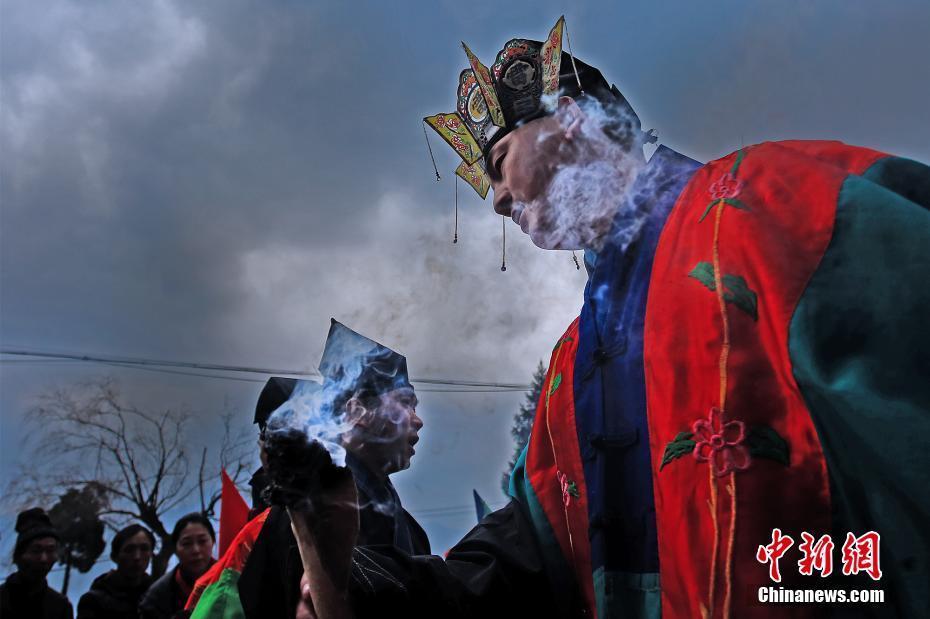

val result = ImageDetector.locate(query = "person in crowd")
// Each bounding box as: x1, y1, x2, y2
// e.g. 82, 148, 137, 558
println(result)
139, 514, 216, 619
77, 524, 154, 619
0, 507, 72, 619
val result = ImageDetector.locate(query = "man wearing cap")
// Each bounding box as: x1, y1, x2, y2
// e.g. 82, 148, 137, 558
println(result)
302, 17, 929, 619
0, 508, 72, 619
186, 320, 428, 618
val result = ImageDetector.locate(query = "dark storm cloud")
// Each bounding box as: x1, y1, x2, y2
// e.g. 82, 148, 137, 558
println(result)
0, 0, 485, 358
4, 0, 929, 361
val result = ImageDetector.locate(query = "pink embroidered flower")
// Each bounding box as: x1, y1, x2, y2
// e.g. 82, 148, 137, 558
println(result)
556, 470, 577, 507
692, 407, 751, 476
708, 173, 744, 201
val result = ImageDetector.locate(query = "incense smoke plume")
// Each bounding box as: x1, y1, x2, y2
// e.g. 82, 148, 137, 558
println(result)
262, 330, 418, 515
264, 323, 399, 466
265, 379, 352, 468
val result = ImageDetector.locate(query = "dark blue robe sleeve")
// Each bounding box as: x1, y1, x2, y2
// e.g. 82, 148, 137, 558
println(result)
348, 500, 584, 618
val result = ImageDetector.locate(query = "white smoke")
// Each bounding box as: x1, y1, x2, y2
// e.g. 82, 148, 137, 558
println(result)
515, 93, 647, 252
264, 327, 414, 470
265, 378, 418, 515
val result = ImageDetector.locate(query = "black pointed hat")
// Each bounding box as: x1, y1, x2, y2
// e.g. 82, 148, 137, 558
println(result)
254, 377, 323, 428
319, 319, 412, 404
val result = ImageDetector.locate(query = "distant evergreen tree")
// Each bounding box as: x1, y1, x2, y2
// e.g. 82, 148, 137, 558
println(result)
48, 484, 106, 595
501, 360, 547, 495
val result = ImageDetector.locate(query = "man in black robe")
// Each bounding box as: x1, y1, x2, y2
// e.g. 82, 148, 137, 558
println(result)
236, 319, 430, 618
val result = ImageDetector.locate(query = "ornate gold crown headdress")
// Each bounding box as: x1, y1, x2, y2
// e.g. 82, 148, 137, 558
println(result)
423, 17, 652, 270
423, 16, 568, 199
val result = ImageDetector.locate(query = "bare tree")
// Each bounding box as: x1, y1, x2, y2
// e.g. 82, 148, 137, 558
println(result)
6, 378, 252, 577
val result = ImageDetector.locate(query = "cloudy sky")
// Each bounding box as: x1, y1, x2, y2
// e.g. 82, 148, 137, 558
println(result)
2, 0, 929, 600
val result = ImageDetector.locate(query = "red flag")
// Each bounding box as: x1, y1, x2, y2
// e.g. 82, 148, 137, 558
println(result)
218, 469, 249, 557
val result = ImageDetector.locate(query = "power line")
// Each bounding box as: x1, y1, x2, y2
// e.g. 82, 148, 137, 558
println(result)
0, 348, 532, 391
414, 506, 506, 520
412, 504, 505, 515
102, 361, 526, 393
0, 358, 81, 364
0, 349, 320, 378
99, 361, 272, 384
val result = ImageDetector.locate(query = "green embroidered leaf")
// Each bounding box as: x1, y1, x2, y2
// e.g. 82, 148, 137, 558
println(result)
730, 149, 746, 175
688, 262, 716, 289
747, 426, 790, 466
699, 197, 750, 223
553, 336, 574, 352
689, 262, 759, 321
660, 431, 695, 470
721, 273, 759, 320
548, 373, 562, 396
722, 198, 750, 212
698, 199, 722, 222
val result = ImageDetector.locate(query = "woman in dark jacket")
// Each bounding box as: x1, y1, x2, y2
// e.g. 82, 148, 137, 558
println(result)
138, 514, 215, 619
77, 524, 154, 619
0, 507, 72, 619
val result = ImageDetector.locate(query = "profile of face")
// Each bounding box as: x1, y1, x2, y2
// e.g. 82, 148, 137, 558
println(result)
344, 387, 423, 476
115, 531, 152, 580
175, 523, 214, 580
17, 536, 58, 581
489, 96, 641, 250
